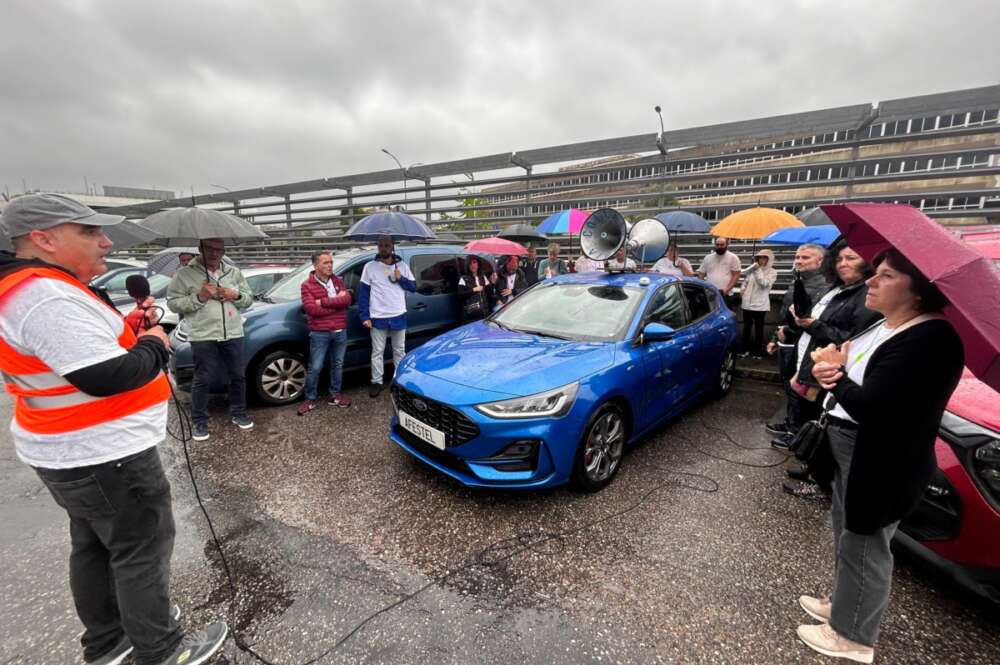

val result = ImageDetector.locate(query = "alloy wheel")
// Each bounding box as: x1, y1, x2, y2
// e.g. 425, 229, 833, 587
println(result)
260, 356, 306, 402
583, 410, 625, 483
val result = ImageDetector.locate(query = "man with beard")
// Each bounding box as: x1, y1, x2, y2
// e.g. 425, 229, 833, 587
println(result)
359, 235, 416, 397
698, 237, 741, 308
765, 243, 830, 445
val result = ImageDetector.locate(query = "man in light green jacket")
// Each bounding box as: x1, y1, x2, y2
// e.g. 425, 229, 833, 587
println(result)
167, 238, 254, 441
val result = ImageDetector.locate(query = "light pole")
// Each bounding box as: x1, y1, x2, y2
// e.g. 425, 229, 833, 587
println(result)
209, 183, 232, 192
654, 105, 668, 210
381, 148, 407, 207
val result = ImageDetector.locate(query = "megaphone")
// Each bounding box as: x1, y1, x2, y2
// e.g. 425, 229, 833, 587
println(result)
580, 209, 670, 270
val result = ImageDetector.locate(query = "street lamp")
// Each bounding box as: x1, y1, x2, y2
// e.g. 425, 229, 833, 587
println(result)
654, 105, 668, 210
381, 148, 407, 206
209, 183, 232, 193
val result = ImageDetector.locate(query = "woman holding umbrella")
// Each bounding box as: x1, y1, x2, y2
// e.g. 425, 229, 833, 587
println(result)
796, 248, 964, 663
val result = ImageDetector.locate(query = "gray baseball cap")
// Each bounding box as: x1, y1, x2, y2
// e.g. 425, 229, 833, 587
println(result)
1, 193, 125, 240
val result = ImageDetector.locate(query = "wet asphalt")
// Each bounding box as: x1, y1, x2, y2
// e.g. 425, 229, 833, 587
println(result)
1, 376, 998, 665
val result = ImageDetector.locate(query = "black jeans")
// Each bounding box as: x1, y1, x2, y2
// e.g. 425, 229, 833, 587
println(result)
34, 447, 181, 665
191, 337, 247, 426
741, 309, 766, 356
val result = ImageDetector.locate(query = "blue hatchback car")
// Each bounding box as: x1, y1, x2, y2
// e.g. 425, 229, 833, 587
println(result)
389, 272, 739, 491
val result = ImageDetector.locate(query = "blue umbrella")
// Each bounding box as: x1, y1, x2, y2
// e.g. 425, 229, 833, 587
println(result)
654, 211, 711, 233
344, 211, 436, 241
763, 224, 841, 247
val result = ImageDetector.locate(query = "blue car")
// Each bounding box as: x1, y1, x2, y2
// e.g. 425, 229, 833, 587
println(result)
169, 245, 493, 404
389, 272, 739, 491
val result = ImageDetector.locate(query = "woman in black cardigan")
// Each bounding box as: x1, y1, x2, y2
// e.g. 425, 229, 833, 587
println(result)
457, 255, 494, 322
796, 248, 964, 663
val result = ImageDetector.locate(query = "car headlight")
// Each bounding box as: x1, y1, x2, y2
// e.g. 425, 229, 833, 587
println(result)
475, 381, 579, 419
940, 411, 1000, 506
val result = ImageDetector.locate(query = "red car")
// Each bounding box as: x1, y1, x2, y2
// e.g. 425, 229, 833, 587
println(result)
895, 230, 1000, 603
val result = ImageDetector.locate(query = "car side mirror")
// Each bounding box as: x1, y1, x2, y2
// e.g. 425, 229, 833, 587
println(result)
641, 322, 675, 343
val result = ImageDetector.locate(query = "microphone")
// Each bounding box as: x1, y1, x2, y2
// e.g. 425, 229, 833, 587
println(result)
125, 274, 151, 300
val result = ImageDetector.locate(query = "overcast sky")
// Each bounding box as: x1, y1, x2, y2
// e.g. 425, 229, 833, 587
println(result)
2, 0, 998, 198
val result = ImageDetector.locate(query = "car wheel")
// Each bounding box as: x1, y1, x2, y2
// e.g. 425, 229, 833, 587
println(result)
713, 347, 736, 398
253, 350, 307, 405
572, 403, 627, 492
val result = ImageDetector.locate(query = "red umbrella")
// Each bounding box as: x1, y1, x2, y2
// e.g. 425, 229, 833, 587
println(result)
821, 203, 1000, 391
463, 237, 528, 256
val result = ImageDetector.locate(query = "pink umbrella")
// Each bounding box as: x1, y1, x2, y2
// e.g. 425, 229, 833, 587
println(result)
463, 237, 529, 256
821, 203, 1000, 391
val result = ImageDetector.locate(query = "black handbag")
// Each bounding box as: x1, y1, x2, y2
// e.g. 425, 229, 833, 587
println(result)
788, 410, 828, 464
462, 295, 483, 317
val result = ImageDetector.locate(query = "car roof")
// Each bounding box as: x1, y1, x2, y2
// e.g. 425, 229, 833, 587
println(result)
241, 265, 294, 277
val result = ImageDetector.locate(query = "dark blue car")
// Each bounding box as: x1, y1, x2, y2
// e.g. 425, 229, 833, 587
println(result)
169, 245, 493, 404
389, 272, 739, 491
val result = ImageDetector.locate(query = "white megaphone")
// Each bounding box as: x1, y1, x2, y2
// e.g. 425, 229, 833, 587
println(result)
579, 208, 670, 271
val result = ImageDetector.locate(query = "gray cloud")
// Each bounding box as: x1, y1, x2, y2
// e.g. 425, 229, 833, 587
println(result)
2, 0, 998, 197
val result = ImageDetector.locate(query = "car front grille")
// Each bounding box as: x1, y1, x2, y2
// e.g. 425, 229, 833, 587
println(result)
391, 384, 480, 448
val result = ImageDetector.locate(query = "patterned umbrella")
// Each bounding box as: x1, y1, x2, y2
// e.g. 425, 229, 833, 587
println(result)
536, 209, 590, 235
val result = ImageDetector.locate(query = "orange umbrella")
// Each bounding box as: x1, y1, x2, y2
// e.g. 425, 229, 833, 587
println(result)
711, 206, 804, 240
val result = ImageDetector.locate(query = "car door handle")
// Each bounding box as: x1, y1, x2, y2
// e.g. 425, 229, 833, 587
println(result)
681, 343, 695, 351
413, 303, 427, 310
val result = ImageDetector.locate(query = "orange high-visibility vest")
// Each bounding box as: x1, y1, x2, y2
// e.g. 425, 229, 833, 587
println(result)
0, 266, 170, 435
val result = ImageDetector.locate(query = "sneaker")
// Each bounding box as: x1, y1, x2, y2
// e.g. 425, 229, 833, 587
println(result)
786, 465, 811, 481
369, 383, 382, 398
765, 421, 790, 435
799, 595, 832, 623
88, 635, 132, 665
297, 400, 316, 416
329, 394, 351, 408
796, 622, 874, 663
156, 622, 228, 665
771, 435, 792, 450
192, 423, 210, 442
783, 479, 826, 499
231, 415, 254, 430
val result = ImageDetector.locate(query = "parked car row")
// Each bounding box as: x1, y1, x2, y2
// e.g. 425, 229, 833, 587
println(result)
168, 246, 495, 403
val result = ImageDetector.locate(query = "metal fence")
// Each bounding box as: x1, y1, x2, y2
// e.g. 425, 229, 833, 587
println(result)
106, 85, 1000, 266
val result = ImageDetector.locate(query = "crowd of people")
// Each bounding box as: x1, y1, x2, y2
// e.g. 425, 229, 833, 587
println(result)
0, 194, 971, 665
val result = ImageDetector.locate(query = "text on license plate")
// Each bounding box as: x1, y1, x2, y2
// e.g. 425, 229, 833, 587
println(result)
400, 411, 446, 450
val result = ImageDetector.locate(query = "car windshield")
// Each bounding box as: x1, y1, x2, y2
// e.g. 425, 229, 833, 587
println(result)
491, 282, 644, 342
264, 254, 359, 302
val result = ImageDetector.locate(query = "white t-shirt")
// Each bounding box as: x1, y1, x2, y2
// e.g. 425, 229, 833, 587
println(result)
575, 256, 604, 273
360, 259, 415, 319
651, 256, 692, 276
796, 286, 843, 370
0, 278, 167, 469
827, 322, 891, 423
699, 251, 741, 290
607, 258, 637, 271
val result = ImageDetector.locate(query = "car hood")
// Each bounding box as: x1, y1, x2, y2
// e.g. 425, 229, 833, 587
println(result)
947, 368, 1000, 433
403, 321, 615, 397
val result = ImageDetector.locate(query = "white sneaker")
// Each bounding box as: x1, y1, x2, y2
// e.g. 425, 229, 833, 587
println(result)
797, 623, 874, 664
799, 594, 832, 622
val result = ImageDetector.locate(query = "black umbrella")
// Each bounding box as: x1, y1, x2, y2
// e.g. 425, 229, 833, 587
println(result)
497, 223, 548, 243
796, 207, 835, 227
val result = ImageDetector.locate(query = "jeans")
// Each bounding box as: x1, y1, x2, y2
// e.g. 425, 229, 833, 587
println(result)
370, 326, 406, 385
191, 337, 247, 426
741, 309, 766, 355
305, 329, 347, 400
34, 447, 181, 665
828, 423, 898, 647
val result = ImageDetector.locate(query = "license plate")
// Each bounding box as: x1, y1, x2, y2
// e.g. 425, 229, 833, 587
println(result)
399, 411, 446, 450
